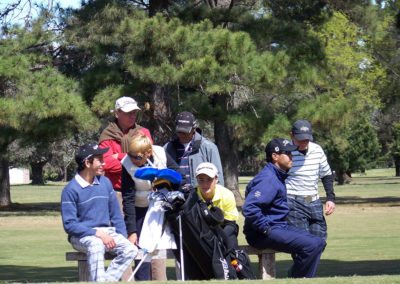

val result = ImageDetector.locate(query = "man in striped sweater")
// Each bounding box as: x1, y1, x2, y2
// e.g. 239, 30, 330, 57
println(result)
285, 120, 336, 240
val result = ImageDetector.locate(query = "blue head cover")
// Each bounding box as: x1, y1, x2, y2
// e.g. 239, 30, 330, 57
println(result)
156, 169, 182, 185
134, 167, 182, 185
134, 167, 159, 181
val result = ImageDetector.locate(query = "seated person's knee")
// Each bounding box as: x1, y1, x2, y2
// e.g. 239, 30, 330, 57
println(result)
125, 242, 138, 259
87, 238, 106, 255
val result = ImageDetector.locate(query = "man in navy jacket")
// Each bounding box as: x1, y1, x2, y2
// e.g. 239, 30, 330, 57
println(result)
243, 138, 326, 278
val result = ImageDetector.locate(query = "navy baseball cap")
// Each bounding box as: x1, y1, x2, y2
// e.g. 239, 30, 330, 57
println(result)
292, 120, 314, 141
175, 111, 196, 133
265, 138, 298, 156
75, 143, 109, 164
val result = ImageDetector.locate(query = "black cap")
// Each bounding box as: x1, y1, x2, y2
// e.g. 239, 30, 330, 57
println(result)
265, 138, 298, 156
75, 143, 109, 164
292, 119, 313, 141
175, 111, 196, 133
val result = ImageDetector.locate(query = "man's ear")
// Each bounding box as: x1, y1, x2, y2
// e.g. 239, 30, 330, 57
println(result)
271, 153, 279, 163
84, 159, 91, 169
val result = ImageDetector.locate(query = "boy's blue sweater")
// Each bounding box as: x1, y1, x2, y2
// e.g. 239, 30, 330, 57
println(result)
61, 175, 127, 239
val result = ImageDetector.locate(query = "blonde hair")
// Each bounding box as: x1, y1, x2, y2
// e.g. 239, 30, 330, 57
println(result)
128, 133, 152, 154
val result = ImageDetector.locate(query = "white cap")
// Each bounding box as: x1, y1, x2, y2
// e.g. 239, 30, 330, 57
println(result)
195, 162, 218, 178
115, 97, 140, 112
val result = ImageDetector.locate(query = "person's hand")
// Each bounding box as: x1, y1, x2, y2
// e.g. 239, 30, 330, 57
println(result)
96, 230, 116, 249
128, 233, 138, 245
112, 153, 118, 159
325, 201, 335, 216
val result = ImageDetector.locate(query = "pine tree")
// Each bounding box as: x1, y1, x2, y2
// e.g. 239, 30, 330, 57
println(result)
63, 2, 293, 200
0, 20, 98, 207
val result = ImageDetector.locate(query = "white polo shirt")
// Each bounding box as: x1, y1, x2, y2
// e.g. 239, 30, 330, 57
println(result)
286, 141, 332, 196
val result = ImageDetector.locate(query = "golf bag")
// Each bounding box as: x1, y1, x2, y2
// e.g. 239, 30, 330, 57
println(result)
166, 189, 238, 280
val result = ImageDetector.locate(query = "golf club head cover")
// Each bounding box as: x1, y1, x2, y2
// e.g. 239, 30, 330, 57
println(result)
134, 167, 159, 180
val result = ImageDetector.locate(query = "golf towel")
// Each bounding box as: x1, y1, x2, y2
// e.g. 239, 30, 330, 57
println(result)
139, 189, 177, 253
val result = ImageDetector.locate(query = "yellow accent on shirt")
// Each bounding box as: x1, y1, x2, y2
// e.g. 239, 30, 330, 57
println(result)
196, 184, 239, 222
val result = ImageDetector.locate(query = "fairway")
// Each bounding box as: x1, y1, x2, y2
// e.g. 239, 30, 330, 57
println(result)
0, 169, 400, 283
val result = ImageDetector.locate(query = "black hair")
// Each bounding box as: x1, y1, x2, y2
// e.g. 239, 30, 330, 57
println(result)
266, 152, 273, 163
76, 156, 95, 172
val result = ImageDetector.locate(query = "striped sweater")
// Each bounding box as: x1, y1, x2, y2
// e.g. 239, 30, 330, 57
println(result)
286, 141, 332, 196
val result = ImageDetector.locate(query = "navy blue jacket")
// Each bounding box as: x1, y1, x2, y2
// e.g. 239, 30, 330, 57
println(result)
243, 163, 289, 238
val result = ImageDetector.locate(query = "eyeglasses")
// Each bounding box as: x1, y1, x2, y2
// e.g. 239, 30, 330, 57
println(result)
128, 152, 144, 161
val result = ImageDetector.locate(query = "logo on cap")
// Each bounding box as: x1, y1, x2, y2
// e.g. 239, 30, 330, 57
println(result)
175, 111, 196, 134
195, 162, 218, 178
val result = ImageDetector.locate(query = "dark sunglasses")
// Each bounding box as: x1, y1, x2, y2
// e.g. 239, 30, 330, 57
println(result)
128, 153, 144, 161
279, 151, 293, 156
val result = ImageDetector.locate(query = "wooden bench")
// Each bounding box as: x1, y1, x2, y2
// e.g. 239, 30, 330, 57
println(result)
66, 245, 277, 281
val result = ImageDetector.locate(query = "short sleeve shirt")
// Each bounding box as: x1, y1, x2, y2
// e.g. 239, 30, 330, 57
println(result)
197, 184, 239, 222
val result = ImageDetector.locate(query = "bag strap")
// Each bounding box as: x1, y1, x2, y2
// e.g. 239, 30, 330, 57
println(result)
197, 200, 224, 226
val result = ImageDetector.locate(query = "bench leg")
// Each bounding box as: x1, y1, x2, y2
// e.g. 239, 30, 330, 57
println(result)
258, 253, 276, 280
78, 260, 90, 282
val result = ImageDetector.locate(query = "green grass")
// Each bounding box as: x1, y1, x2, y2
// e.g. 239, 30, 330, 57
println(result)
9, 182, 64, 203
1, 169, 400, 283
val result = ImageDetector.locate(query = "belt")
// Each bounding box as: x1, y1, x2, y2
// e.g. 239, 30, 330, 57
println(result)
287, 194, 319, 203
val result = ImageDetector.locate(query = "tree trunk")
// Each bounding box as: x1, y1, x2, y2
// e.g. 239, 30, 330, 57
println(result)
336, 168, 352, 185
63, 165, 68, 182
63, 156, 74, 182
0, 150, 11, 207
203, 0, 234, 8
147, 84, 171, 145
30, 161, 46, 185
395, 156, 400, 177
149, 0, 170, 16
213, 94, 243, 206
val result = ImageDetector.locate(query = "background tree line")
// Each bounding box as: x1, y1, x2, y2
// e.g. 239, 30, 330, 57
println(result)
1, 0, 400, 207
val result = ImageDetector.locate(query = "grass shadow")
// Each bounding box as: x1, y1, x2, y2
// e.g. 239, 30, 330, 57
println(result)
352, 176, 400, 180
324, 196, 400, 206
2, 259, 399, 282
276, 259, 400, 278
1, 265, 183, 282
0, 265, 77, 282
0, 202, 60, 217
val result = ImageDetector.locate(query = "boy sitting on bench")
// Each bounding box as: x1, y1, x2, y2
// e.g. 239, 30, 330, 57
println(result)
61, 143, 137, 282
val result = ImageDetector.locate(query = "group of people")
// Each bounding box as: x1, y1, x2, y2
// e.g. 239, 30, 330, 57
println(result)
61, 96, 336, 281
